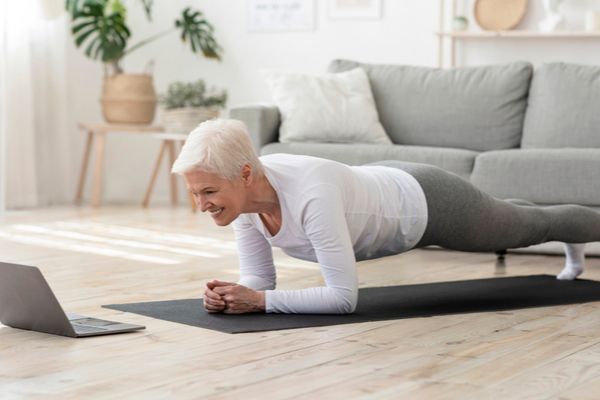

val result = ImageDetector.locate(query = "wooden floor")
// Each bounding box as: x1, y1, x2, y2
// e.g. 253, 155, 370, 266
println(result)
1, 207, 600, 399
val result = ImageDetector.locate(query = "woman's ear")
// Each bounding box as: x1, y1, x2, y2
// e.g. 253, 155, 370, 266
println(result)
241, 164, 252, 186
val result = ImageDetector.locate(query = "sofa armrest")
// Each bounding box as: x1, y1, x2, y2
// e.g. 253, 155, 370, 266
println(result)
229, 104, 280, 151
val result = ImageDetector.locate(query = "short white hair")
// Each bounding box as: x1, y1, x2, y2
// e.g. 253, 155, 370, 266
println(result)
171, 118, 264, 180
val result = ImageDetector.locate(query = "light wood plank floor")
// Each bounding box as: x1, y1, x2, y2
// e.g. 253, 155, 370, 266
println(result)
1, 206, 599, 400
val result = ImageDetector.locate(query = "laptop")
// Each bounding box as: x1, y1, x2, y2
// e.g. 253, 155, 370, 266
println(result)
0, 262, 145, 338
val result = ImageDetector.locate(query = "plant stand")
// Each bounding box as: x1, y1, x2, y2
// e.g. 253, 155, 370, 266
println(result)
75, 123, 162, 207
75, 123, 195, 211
142, 132, 196, 212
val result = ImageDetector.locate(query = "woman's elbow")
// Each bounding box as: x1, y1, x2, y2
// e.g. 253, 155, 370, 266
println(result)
335, 289, 358, 314
340, 300, 357, 314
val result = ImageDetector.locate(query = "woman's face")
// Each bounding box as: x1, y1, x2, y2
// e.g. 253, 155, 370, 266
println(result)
184, 169, 247, 226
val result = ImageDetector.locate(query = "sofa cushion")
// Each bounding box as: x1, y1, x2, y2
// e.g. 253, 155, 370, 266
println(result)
471, 149, 600, 206
261, 142, 478, 179
328, 60, 533, 152
522, 62, 600, 148
264, 68, 391, 144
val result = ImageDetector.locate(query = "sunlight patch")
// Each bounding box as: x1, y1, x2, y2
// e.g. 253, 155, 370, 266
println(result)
13, 225, 219, 259
0, 231, 178, 265
55, 221, 237, 250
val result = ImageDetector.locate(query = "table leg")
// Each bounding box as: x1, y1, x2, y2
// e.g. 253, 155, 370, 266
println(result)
142, 141, 168, 208
178, 140, 197, 213
167, 140, 178, 206
91, 131, 106, 208
75, 130, 94, 205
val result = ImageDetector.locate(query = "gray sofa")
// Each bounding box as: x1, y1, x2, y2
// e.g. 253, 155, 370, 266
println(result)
231, 60, 600, 212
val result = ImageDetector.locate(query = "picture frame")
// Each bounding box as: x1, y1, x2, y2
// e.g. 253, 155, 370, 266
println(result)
247, 0, 315, 32
328, 0, 382, 20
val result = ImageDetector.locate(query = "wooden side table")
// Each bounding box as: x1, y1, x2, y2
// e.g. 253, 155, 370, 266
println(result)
142, 132, 196, 212
75, 123, 164, 207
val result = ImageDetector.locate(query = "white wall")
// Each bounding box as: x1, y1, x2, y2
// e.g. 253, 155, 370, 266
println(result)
66, 0, 600, 205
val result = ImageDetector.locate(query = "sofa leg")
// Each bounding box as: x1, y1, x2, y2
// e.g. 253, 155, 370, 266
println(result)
495, 249, 507, 261
495, 250, 507, 274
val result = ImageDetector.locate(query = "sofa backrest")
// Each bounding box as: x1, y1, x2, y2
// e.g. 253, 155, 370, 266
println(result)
328, 60, 533, 152
522, 62, 600, 149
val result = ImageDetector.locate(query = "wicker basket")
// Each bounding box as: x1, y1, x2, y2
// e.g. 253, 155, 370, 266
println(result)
161, 107, 220, 133
101, 74, 157, 124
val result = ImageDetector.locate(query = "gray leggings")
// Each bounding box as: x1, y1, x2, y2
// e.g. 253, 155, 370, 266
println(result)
369, 161, 600, 252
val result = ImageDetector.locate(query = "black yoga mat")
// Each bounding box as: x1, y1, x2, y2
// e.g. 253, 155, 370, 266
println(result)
103, 275, 600, 334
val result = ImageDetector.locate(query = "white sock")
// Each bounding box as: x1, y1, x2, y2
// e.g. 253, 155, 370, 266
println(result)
557, 243, 586, 280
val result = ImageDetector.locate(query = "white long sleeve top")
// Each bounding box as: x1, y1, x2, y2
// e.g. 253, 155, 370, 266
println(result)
233, 154, 428, 314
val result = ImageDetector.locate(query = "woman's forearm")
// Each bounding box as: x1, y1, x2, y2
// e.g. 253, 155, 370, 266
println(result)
265, 286, 357, 314
237, 274, 276, 290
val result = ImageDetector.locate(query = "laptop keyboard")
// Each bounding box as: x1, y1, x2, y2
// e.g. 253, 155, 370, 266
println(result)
72, 324, 108, 333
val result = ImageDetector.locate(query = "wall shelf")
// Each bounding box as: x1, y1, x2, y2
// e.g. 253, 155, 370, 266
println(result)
437, 0, 600, 68
436, 31, 600, 39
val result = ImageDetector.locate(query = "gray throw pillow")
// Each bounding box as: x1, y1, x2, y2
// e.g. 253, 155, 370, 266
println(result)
522, 62, 600, 148
328, 60, 533, 152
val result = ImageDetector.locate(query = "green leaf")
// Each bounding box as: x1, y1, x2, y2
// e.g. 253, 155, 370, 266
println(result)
72, 20, 95, 35
68, 0, 130, 63
65, 0, 83, 18
158, 79, 227, 109
75, 27, 97, 47
140, 0, 153, 21
175, 7, 222, 60
108, 0, 126, 17
84, 35, 100, 58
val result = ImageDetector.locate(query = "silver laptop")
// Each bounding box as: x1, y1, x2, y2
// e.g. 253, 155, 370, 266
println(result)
0, 262, 145, 338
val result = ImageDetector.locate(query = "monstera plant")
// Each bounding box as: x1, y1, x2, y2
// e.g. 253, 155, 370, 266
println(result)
65, 0, 223, 124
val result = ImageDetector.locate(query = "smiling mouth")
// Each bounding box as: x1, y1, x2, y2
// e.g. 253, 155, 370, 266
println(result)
208, 208, 224, 217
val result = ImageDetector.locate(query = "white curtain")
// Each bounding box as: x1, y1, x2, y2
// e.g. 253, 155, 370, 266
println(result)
0, 6, 6, 214
0, 0, 72, 210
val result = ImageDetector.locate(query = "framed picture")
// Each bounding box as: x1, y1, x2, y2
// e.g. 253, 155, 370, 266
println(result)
328, 0, 382, 20
247, 0, 315, 32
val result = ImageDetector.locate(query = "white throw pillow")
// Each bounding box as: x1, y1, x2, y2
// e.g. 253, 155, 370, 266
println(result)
264, 68, 392, 144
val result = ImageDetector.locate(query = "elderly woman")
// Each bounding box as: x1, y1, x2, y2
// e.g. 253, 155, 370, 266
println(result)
171, 119, 600, 315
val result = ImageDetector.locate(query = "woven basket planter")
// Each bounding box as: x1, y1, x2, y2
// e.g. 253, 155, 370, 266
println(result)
162, 107, 219, 133
101, 74, 157, 124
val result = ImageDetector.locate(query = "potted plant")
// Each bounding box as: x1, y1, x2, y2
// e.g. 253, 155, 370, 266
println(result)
159, 80, 227, 133
65, 0, 222, 124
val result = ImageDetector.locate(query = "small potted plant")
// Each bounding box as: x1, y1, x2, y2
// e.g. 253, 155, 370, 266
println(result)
159, 80, 227, 133
66, 0, 222, 124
